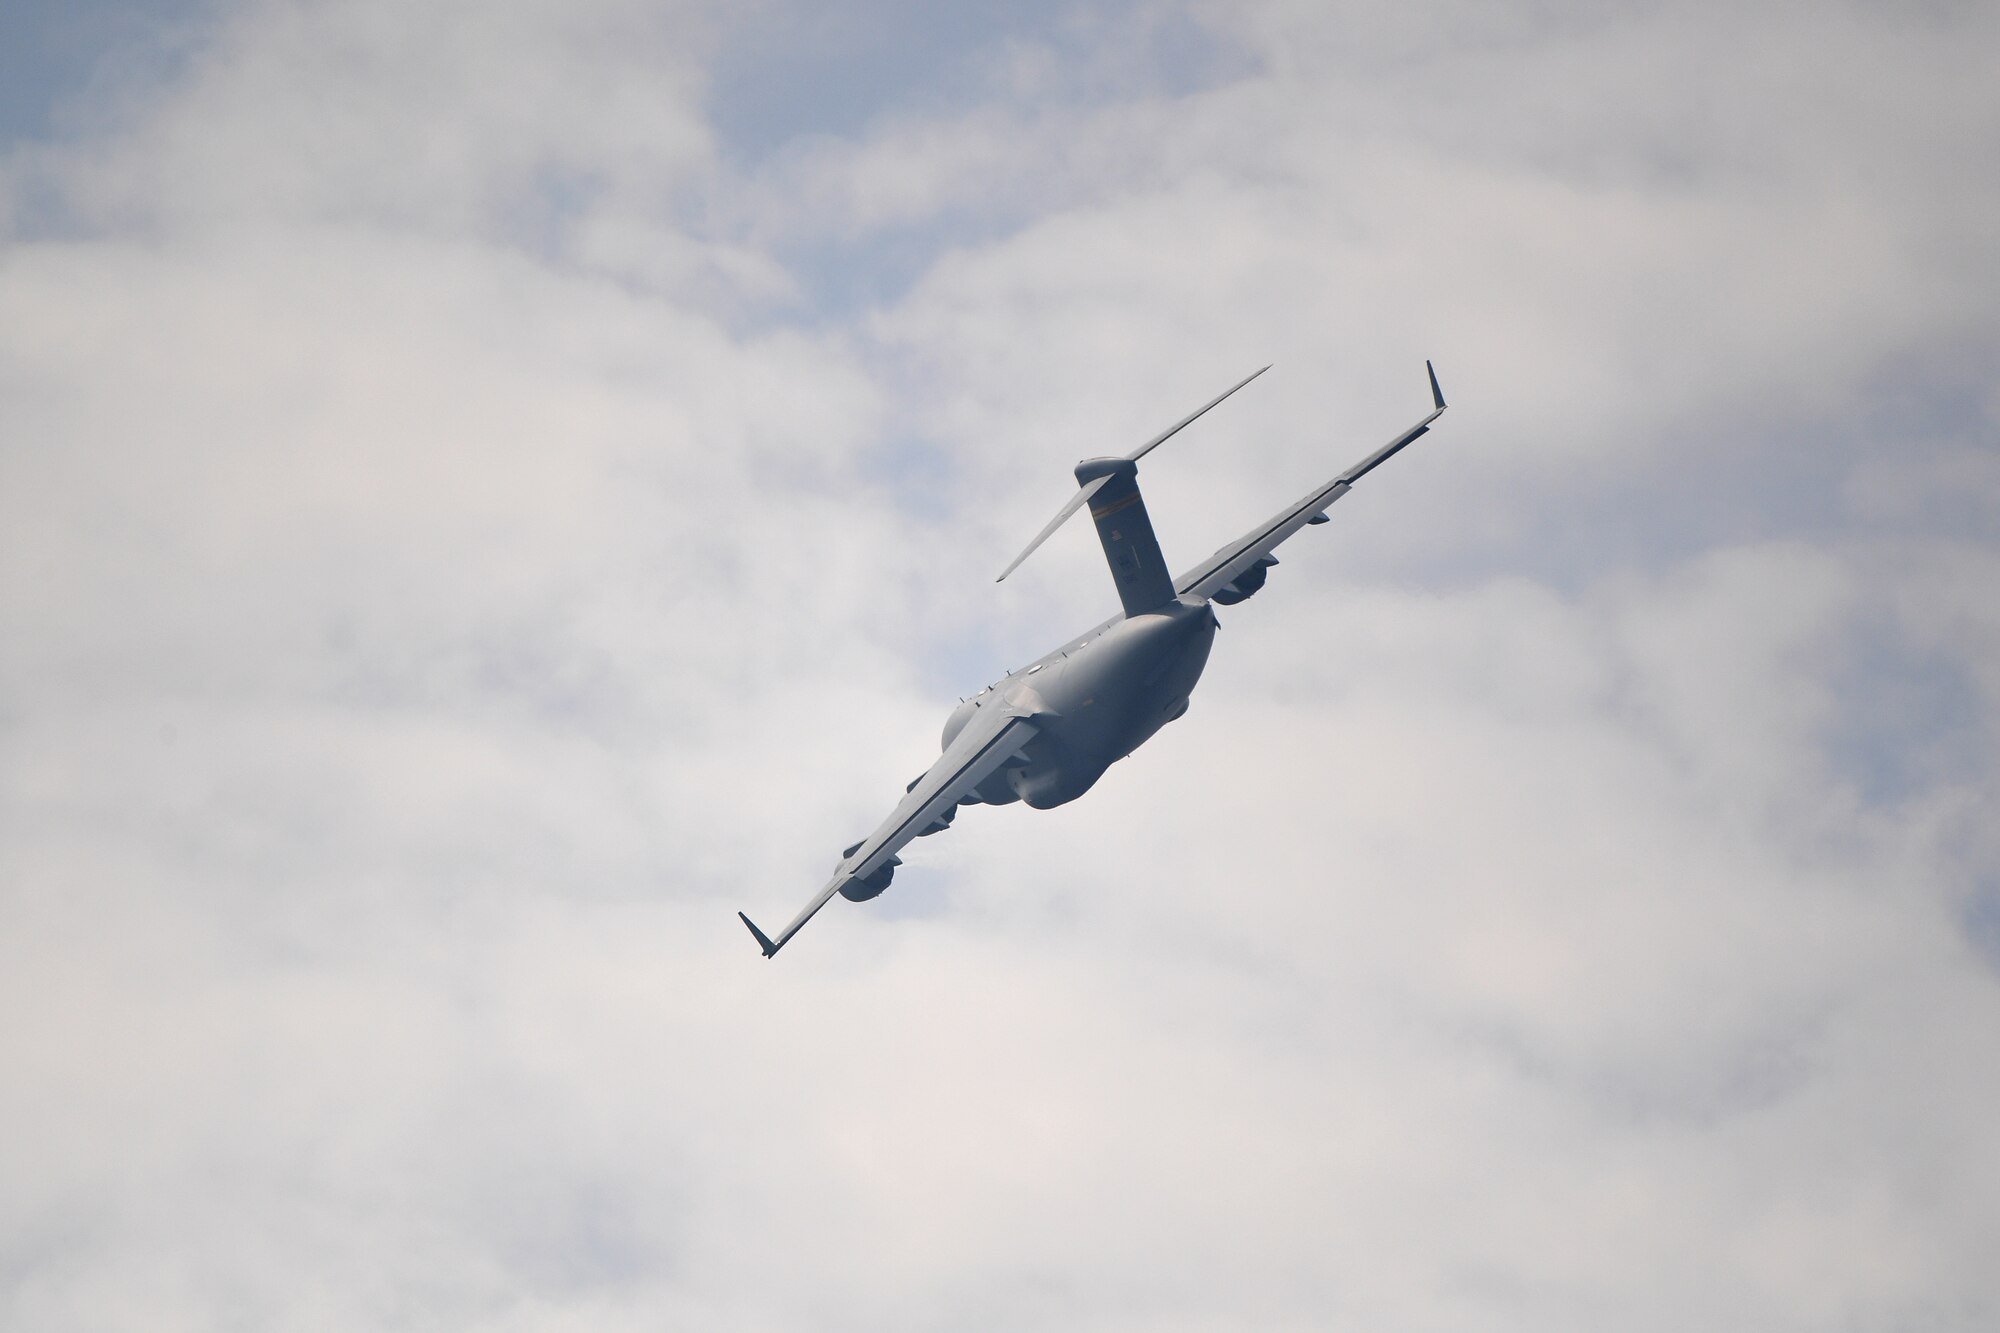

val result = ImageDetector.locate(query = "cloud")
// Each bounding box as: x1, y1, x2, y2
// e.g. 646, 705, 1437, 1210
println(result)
3, 1, 1997, 1329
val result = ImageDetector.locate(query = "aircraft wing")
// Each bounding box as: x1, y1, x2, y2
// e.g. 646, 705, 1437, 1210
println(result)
1175, 362, 1447, 603
737, 694, 1043, 958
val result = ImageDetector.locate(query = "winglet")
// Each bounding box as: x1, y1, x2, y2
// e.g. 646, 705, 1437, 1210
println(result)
1427, 359, 1446, 411
738, 911, 780, 958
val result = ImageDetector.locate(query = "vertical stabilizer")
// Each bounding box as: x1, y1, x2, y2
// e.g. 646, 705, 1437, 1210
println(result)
1074, 458, 1176, 616
994, 367, 1268, 600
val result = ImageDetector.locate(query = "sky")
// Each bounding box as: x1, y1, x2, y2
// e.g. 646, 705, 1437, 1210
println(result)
3, 0, 1998, 1328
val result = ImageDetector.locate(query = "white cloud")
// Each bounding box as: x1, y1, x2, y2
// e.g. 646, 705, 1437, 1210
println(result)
3, 1, 1998, 1329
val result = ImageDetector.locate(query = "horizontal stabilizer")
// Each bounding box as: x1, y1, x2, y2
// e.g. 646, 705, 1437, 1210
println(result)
997, 473, 1114, 582
996, 365, 1270, 584
1127, 364, 1270, 463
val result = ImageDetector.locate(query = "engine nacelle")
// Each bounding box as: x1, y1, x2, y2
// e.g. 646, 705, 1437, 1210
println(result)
1211, 555, 1277, 605
834, 838, 903, 900
840, 855, 899, 901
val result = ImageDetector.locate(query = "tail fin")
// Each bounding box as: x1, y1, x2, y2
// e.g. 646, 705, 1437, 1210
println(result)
995, 366, 1269, 615
1073, 458, 1175, 616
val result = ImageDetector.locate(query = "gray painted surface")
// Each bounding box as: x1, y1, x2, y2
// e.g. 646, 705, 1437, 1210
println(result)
740, 363, 1449, 956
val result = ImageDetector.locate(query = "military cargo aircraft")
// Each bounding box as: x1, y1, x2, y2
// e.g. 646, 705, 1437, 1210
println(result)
739, 363, 1448, 957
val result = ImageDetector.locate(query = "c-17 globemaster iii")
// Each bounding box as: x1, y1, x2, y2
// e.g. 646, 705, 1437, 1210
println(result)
739, 362, 1449, 957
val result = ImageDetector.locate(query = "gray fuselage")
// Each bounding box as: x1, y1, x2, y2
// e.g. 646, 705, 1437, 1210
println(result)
941, 596, 1217, 809
735, 362, 1450, 958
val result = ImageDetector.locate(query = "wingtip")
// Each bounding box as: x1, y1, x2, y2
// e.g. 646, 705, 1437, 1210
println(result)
1426, 359, 1446, 411
738, 910, 779, 958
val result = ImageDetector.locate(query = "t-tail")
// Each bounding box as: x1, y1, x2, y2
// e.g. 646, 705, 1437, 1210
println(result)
1071, 456, 1174, 615
996, 365, 1268, 617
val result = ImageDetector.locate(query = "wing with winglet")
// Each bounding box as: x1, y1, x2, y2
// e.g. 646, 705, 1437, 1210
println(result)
738, 693, 1044, 957
1175, 361, 1447, 604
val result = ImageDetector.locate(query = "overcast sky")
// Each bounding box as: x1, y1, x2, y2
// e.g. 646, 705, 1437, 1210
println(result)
4, 1, 1998, 1329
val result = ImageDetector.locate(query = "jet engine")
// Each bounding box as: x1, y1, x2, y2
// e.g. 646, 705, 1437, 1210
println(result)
840, 867, 893, 901
839, 846, 901, 901
1211, 555, 1278, 605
